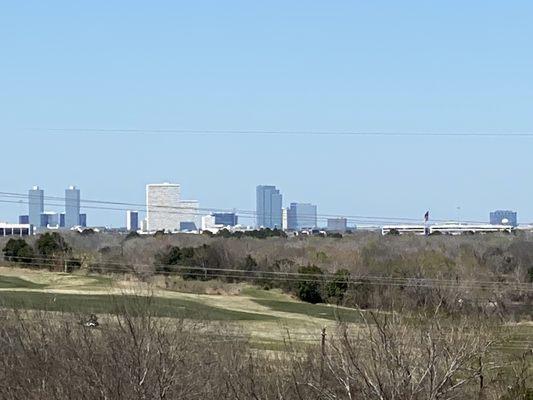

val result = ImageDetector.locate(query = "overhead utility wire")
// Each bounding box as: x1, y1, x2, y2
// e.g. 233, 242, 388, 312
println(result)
0, 197, 481, 225
0, 198, 378, 224
34, 128, 533, 137
0, 191, 426, 222
7, 256, 533, 290
0, 191, 490, 225
8, 260, 533, 291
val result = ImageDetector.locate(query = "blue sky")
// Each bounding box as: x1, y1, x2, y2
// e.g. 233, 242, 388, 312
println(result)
1, 1, 532, 226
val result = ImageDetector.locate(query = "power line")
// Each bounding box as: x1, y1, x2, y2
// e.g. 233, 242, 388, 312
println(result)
0, 191, 491, 225
6, 261, 532, 291
0, 197, 487, 226
4, 256, 532, 291
29, 128, 533, 137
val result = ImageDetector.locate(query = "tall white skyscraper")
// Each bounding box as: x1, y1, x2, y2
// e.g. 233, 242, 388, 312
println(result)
146, 183, 181, 232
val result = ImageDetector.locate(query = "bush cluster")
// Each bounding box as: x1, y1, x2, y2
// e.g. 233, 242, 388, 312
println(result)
2, 233, 76, 271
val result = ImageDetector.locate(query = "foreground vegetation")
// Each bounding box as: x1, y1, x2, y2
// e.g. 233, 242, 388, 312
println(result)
0, 304, 531, 400
0, 231, 531, 398
2, 230, 532, 317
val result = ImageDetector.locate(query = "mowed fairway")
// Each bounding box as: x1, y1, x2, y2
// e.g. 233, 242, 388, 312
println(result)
4, 267, 529, 351
0, 267, 364, 345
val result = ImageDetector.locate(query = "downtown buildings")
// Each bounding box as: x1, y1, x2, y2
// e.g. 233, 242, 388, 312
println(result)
22, 185, 86, 231
256, 185, 318, 231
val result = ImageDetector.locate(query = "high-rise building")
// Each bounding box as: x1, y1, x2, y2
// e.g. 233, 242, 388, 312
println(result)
126, 210, 139, 231
79, 213, 87, 227
65, 186, 81, 228
256, 185, 282, 229
28, 186, 44, 227
287, 202, 317, 231
213, 212, 238, 226
146, 183, 181, 232
490, 210, 517, 226
327, 217, 347, 232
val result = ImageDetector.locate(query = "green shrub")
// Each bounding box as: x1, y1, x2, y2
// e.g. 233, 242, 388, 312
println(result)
2, 238, 35, 264
36, 232, 70, 258
325, 269, 350, 303
296, 265, 324, 304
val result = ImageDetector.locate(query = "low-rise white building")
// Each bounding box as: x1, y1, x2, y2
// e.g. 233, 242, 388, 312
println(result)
327, 217, 348, 232
201, 215, 224, 233
0, 223, 33, 237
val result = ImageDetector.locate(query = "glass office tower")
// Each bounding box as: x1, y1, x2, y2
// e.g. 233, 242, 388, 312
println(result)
28, 186, 44, 227
256, 185, 283, 229
287, 202, 317, 230
65, 186, 81, 228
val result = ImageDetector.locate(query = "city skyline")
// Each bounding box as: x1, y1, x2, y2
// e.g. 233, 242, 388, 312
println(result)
1, 2, 533, 227
0, 182, 527, 229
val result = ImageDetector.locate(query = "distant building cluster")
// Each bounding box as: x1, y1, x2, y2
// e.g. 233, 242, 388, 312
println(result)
15, 185, 87, 234
382, 209, 521, 236
255, 185, 323, 233
0, 182, 525, 237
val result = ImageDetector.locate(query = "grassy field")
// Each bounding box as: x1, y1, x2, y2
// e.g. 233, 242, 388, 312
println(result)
0, 290, 277, 321
252, 298, 366, 323
0, 267, 350, 344
0, 275, 47, 289
0, 266, 531, 351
